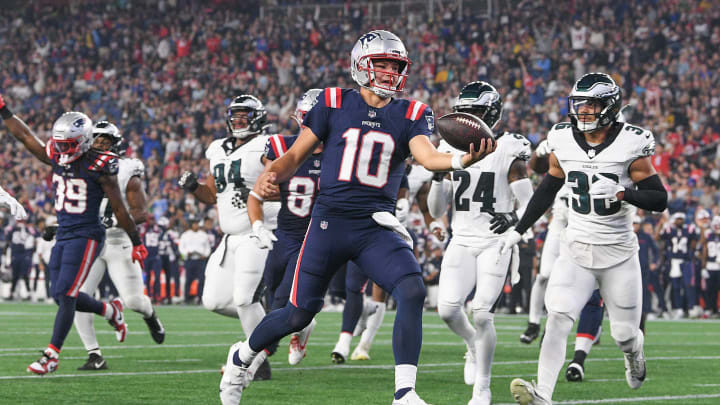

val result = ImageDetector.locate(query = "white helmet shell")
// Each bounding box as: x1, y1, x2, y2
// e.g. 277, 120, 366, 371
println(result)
293, 88, 323, 126
51, 112, 93, 165
350, 30, 411, 99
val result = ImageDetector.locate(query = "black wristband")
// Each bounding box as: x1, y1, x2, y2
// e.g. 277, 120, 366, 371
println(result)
0, 106, 13, 120
515, 174, 565, 234
622, 174, 668, 212
129, 232, 142, 246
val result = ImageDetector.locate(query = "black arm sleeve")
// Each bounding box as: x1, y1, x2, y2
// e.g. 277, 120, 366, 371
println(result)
515, 174, 565, 234
622, 174, 667, 212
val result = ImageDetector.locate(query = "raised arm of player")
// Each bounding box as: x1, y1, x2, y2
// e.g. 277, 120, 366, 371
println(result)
99, 174, 147, 266
0, 95, 51, 166
125, 176, 148, 225
409, 135, 495, 172
256, 126, 320, 198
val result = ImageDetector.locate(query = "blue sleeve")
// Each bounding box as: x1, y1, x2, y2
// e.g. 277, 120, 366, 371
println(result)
264, 137, 277, 161
407, 106, 435, 141
400, 173, 409, 190
303, 95, 330, 142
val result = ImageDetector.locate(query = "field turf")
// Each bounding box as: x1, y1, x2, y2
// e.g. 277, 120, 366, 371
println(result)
1, 302, 719, 404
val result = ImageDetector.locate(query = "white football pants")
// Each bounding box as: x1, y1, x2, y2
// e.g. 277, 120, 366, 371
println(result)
75, 237, 153, 351
528, 226, 563, 324
202, 233, 268, 339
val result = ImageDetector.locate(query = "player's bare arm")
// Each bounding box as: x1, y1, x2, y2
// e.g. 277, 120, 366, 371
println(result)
508, 159, 529, 183
257, 126, 320, 198
2, 113, 52, 166
409, 135, 496, 172
125, 176, 148, 225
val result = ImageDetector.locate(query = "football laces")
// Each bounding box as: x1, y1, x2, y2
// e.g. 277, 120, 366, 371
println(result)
455, 117, 481, 130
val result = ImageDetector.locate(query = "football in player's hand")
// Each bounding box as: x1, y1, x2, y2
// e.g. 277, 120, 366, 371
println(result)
437, 112, 495, 152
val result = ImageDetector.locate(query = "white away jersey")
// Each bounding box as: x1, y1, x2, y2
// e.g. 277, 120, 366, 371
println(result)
103, 158, 145, 241
406, 164, 434, 203
206, 136, 279, 235
439, 132, 531, 244
547, 121, 654, 249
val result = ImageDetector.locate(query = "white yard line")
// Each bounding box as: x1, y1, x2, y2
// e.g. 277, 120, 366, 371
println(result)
496, 393, 720, 404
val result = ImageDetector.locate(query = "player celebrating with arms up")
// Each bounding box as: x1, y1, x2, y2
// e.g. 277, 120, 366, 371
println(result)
0, 95, 147, 375
499, 73, 668, 405
219, 30, 495, 405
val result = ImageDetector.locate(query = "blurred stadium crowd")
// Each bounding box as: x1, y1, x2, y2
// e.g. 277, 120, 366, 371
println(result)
1, 0, 719, 317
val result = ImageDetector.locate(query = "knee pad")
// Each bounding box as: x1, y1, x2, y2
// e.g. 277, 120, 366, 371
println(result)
392, 275, 426, 306
124, 294, 149, 313
437, 303, 463, 324
472, 309, 494, 328
286, 304, 316, 333
611, 322, 637, 351
546, 312, 574, 335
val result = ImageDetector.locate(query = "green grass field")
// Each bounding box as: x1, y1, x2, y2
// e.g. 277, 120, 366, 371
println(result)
1, 303, 720, 405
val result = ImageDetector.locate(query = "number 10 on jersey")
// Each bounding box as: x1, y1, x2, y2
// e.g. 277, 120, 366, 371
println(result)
338, 128, 395, 188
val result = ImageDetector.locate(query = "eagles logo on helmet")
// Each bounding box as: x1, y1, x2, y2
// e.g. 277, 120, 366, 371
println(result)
226, 95, 268, 139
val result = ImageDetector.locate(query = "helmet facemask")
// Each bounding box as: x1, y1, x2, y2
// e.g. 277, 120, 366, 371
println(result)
567, 73, 621, 133
350, 30, 411, 99
358, 56, 410, 98
225, 95, 268, 139
51, 112, 93, 165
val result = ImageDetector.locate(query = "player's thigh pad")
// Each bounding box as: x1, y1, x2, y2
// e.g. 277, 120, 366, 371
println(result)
290, 218, 355, 312
231, 234, 269, 307
598, 254, 642, 343
438, 242, 477, 309
202, 235, 235, 310
472, 243, 512, 312
353, 221, 421, 294
544, 251, 597, 320
55, 238, 104, 298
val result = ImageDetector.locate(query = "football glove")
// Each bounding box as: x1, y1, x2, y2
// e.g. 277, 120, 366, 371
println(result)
535, 139, 551, 158
42, 225, 58, 241
178, 171, 199, 192
589, 174, 624, 201
429, 220, 446, 242
131, 245, 148, 269
395, 198, 409, 224
489, 211, 519, 234
498, 229, 523, 258
101, 216, 118, 229
251, 220, 277, 249
702, 269, 710, 280
0, 188, 27, 220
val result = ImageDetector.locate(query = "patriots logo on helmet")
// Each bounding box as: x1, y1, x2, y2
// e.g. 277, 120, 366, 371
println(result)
72, 118, 85, 128
359, 32, 378, 47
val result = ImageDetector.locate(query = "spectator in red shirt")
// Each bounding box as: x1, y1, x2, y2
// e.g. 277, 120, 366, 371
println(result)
651, 144, 672, 177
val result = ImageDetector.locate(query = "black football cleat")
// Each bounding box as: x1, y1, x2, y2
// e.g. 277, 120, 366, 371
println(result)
253, 358, 272, 381
520, 322, 540, 344
78, 353, 108, 371
566, 362, 584, 382
143, 311, 165, 344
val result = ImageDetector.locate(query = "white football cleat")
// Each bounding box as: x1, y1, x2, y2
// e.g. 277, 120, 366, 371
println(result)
510, 378, 551, 405
27, 350, 59, 375
467, 389, 491, 405
392, 390, 431, 405
289, 318, 316, 365
463, 351, 476, 385
331, 333, 351, 364
624, 332, 646, 389
108, 298, 127, 342
350, 342, 370, 361
219, 342, 252, 405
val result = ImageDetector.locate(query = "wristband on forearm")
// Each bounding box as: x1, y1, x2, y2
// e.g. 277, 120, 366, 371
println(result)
0, 106, 13, 120
621, 174, 668, 212
129, 231, 142, 246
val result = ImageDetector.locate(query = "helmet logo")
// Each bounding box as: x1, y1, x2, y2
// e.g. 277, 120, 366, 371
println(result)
73, 118, 85, 128
359, 32, 378, 47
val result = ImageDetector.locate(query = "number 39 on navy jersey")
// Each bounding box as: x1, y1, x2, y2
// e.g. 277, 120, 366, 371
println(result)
303, 88, 435, 217
265, 134, 321, 238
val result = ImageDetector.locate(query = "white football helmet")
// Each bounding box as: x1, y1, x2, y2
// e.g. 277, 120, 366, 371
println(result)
568, 72, 622, 132
293, 88, 323, 126
350, 30, 411, 99
50, 112, 93, 165
92, 121, 124, 154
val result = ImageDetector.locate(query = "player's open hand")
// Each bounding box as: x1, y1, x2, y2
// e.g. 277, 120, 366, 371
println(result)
257, 171, 280, 198
462, 138, 496, 167
497, 229, 522, 259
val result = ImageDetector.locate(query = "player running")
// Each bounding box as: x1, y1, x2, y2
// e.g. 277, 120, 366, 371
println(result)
1, 95, 147, 375
500, 73, 667, 404
219, 30, 495, 405
427, 81, 533, 405
74, 122, 165, 371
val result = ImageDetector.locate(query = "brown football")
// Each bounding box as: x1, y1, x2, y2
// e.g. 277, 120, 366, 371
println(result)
437, 112, 495, 152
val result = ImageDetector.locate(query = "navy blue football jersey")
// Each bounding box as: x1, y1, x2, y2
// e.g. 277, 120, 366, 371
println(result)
48, 148, 119, 241
142, 223, 163, 256
303, 88, 435, 217
660, 224, 699, 261
706, 231, 720, 266
265, 134, 322, 238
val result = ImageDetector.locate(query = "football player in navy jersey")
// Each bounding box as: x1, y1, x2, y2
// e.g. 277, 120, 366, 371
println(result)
220, 30, 495, 405
702, 216, 720, 317
660, 212, 702, 318
0, 95, 148, 375
248, 88, 323, 368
